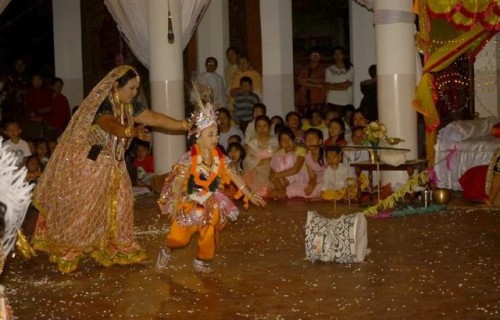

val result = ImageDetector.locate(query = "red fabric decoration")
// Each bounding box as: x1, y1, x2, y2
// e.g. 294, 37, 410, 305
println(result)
459, 165, 488, 202
491, 123, 500, 138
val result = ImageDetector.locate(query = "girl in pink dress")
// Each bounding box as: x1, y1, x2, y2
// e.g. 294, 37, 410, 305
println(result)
303, 128, 326, 199
270, 127, 309, 198
243, 115, 279, 197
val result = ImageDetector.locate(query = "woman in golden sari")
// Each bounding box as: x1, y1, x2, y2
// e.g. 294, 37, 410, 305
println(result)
32, 65, 189, 273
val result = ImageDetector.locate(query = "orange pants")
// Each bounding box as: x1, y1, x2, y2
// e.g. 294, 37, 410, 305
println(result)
166, 211, 220, 261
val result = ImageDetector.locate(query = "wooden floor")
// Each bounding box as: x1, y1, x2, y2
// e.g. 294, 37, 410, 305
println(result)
3, 195, 499, 319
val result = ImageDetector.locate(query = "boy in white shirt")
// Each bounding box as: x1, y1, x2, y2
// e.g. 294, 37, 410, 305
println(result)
321, 146, 359, 201
3, 120, 32, 167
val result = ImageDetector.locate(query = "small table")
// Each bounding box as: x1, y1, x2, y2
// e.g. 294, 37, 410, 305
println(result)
350, 159, 428, 203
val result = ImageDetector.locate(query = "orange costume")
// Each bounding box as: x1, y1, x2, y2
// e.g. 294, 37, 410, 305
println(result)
158, 146, 239, 265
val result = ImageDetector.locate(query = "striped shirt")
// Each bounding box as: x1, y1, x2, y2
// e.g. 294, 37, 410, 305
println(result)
232, 92, 260, 122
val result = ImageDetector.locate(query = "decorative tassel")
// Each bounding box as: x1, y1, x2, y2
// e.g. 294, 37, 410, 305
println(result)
15, 230, 37, 259
362, 170, 429, 216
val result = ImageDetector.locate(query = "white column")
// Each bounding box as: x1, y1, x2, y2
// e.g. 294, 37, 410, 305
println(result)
375, 0, 418, 185
349, 1, 376, 108
148, 0, 186, 174
474, 34, 499, 118
196, 0, 230, 75
52, 0, 83, 109
259, 0, 294, 117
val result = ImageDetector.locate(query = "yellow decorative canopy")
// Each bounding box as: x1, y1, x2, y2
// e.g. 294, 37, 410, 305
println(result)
426, 0, 499, 31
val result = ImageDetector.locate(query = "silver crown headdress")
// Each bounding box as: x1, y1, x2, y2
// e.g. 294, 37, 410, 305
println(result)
189, 82, 218, 137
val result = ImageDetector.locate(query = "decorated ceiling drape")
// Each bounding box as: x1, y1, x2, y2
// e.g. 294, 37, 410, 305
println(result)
104, 0, 210, 68
413, 0, 499, 165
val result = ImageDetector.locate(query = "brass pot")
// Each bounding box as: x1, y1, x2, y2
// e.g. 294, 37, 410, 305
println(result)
432, 189, 451, 205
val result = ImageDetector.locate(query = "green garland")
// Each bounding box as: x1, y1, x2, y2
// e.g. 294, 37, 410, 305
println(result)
362, 170, 430, 215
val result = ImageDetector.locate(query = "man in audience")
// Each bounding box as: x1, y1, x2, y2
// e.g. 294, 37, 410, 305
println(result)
47, 77, 71, 136
196, 57, 227, 108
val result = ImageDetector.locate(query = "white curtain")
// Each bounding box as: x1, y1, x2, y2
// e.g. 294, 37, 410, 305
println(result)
0, 0, 11, 15
104, 0, 210, 69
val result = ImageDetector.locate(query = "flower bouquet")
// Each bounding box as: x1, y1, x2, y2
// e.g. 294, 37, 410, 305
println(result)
362, 121, 387, 163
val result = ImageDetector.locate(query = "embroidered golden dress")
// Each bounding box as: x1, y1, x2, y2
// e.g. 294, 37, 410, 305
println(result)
32, 66, 147, 273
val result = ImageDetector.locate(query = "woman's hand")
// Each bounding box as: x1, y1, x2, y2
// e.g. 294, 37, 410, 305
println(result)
133, 125, 150, 141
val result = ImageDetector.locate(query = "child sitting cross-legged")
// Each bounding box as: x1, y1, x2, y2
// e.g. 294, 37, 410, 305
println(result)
321, 146, 366, 201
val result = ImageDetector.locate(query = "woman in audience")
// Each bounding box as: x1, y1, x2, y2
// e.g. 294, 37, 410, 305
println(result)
285, 111, 304, 141
351, 110, 369, 128
243, 115, 279, 197
295, 47, 326, 115
324, 118, 347, 146
244, 103, 266, 145
229, 56, 263, 99
302, 128, 326, 199
324, 46, 354, 114
270, 127, 308, 199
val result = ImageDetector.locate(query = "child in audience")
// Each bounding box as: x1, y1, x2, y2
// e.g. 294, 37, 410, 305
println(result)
223, 142, 247, 198
324, 110, 340, 127
35, 140, 50, 170
301, 110, 328, 139
351, 110, 369, 128
325, 118, 347, 146
228, 134, 242, 145
26, 155, 42, 184
303, 128, 326, 198
47, 139, 57, 155
285, 111, 304, 141
351, 126, 366, 145
231, 76, 260, 132
321, 146, 358, 201
227, 142, 246, 175
270, 127, 308, 198
218, 107, 244, 150
27, 139, 36, 155
2, 120, 31, 167
244, 103, 266, 145
271, 116, 284, 135
243, 115, 279, 197
133, 140, 155, 187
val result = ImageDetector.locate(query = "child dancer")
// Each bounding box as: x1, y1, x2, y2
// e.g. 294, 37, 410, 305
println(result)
156, 94, 266, 274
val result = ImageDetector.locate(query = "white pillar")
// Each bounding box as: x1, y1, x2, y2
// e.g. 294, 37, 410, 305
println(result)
196, 0, 230, 76
375, 0, 418, 185
349, 1, 376, 108
474, 34, 499, 118
148, 0, 186, 174
52, 0, 83, 109
259, 0, 294, 117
